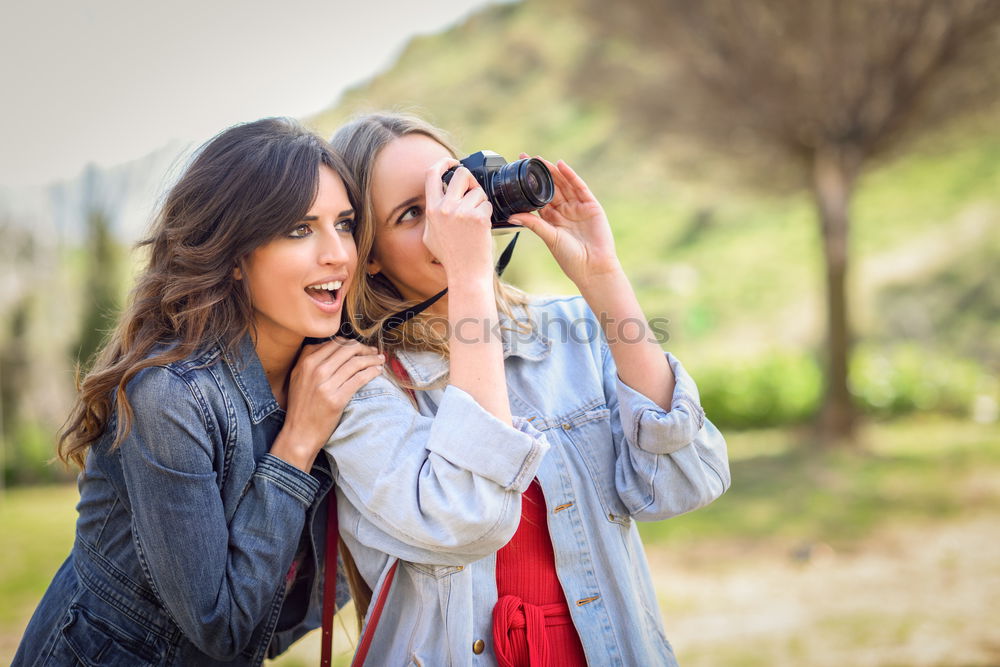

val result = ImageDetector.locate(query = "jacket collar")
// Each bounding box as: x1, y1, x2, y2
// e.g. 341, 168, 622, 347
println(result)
224, 334, 281, 424
394, 306, 551, 389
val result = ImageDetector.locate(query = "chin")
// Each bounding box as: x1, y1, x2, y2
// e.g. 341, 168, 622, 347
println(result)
304, 318, 343, 339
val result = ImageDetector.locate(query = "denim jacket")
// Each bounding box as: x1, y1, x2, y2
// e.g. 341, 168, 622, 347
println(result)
15, 336, 347, 666
327, 295, 730, 666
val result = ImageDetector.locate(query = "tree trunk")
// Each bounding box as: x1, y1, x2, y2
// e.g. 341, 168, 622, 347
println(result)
812, 145, 860, 444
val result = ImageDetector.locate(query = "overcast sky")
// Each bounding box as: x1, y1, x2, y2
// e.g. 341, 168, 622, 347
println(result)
0, 0, 497, 188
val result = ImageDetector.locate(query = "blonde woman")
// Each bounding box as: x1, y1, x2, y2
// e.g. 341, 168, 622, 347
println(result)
328, 113, 730, 666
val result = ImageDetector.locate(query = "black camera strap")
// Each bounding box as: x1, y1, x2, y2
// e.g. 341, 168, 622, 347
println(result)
334, 232, 520, 342
383, 231, 520, 332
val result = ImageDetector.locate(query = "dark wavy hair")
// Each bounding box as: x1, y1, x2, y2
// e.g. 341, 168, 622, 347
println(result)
59, 117, 355, 468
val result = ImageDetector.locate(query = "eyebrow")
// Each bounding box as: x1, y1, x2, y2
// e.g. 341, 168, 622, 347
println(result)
301, 209, 354, 221
386, 196, 421, 225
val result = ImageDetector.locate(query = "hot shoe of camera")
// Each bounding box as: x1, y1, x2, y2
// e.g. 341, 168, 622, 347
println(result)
442, 151, 554, 230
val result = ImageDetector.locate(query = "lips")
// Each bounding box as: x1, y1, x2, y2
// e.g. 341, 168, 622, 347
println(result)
305, 278, 345, 310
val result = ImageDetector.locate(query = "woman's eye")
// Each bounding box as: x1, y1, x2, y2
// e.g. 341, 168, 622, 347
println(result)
288, 223, 312, 238
397, 206, 421, 224
335, 217, 357, 234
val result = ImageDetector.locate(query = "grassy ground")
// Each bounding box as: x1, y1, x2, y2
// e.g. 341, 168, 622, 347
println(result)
2, 415, 998, 666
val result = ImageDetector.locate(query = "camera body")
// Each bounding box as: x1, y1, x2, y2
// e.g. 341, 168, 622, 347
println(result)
442, 150, 554, 230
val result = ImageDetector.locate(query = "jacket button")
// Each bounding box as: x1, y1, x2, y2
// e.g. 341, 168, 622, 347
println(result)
472, 639, 485, 654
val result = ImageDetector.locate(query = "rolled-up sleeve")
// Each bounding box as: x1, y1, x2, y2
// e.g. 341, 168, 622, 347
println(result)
617, 352, 706, 454
426, 386, 546, 491
607, 349, 731, 520
326, 375, 549, 565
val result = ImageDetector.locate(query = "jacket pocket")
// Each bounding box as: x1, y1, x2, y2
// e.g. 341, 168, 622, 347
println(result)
59, 604, 165, 666
406, 562, 465, 579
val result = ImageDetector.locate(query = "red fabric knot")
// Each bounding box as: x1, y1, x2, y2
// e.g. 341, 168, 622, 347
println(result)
493, 595, 574, 667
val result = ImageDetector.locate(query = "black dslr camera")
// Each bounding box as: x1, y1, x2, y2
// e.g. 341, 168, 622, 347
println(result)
442, 151, 554, 230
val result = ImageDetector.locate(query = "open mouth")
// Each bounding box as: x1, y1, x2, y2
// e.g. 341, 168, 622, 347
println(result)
305, 280, 343, 305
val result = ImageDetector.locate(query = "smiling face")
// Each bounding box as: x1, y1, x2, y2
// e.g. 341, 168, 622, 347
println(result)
367, 133, 452, 309
239, 165, 357, 355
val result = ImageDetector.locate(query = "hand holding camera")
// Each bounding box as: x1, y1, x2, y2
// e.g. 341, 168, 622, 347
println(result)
422, 158, 496, 285
507, 155, 622, 290
435, 148, 620, 289
442, 151, 554, 230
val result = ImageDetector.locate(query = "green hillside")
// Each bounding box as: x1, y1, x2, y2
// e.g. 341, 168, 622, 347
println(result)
306, 0, 1000, 427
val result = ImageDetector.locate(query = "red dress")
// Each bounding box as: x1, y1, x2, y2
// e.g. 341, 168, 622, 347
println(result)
493, 479, 588, 667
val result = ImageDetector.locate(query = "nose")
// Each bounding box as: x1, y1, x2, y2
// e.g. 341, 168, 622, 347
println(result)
318, 229, 352, 266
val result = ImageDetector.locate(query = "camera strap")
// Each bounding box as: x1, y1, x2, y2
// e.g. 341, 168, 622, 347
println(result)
382, 231, 520, 334
333, 233, 519, 342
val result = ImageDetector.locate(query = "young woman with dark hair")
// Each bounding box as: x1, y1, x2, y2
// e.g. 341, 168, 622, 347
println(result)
14, 117, 382, 666
326, 112, 730, 666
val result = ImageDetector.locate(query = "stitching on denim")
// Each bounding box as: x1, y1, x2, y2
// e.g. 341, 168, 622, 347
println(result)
699, 450, 730, 496
350, 385, 410, 403
531, 399, 607, 432
568, 407, 611, 428
674, 394, 705, 432
153, 365, 214, 440
170, 345, 222, 373
218, 388, 237, 490
93, 495, 117, 545
77, 538, 163, 609
75, 540, 179, 641
406, 561, 465, 579
64, 604, 166, 662
509, 433, 545, 491
630, 406, 645, 448
221, 348, 279, 424
633, 450, 660, 517
259, 471, 314, 506
257, 461, 318, 505
252, 560, 294, 666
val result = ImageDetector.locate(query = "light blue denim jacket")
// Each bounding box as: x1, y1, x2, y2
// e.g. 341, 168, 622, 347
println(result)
14, 336, 347, 666
327, 295, 730, 666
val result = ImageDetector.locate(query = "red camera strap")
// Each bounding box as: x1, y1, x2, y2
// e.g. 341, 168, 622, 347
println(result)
351, 558, 399, 667
321, 354, 414, 666
321, 491, 400, 667
320, 494, 339, 667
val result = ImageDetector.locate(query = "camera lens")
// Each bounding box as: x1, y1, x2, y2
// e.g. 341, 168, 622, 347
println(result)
520, 159, 553, 207
490, 158, 554, 219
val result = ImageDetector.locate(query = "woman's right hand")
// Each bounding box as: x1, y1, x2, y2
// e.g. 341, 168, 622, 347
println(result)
270, 339, 384, 471
421, 158, 495, 286
420, 159, 512, 425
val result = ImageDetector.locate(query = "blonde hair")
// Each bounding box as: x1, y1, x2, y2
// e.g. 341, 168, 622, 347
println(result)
330, 112, 533, 624
331, 112, 530, 364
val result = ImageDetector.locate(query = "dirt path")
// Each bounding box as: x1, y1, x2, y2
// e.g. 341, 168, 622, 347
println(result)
648, 512, 1000, 666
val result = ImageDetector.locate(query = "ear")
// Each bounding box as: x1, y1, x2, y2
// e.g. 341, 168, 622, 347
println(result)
233, 266, 243, 280
367, 255, 382, 276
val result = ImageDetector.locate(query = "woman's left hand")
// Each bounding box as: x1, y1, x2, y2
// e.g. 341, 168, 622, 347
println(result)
508, 156, 622, 288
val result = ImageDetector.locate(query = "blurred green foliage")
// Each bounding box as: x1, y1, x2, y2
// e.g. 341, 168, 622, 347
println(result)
696, 352, 824, 429
72, 207, 121, 371
851, 343, 994, 419
637, 416, 1000, 546
694, 344, 996, 429
2, 422, 65, 487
